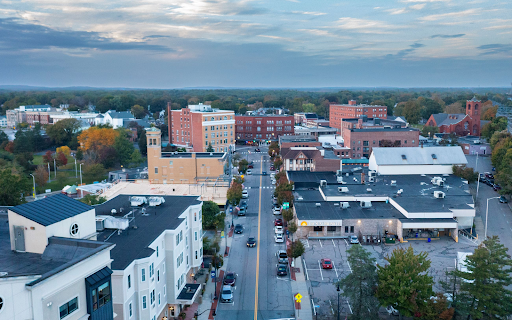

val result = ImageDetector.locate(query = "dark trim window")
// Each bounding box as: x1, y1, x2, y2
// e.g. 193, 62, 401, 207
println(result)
92, 282, 111, 311
350, 226, 354, 233
313, 226, 322, 232
345, 226, 349, 233
327, 226, 336, 232
59, 297, 78, 319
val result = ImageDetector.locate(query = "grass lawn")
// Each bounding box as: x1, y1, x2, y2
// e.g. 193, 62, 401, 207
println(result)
410, 123, 424, 130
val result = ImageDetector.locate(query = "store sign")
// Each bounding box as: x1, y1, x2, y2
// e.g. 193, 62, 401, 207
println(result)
299, 220, 343, 227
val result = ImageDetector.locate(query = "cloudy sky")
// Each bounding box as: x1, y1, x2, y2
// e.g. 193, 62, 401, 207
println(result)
0, 0, 511, 88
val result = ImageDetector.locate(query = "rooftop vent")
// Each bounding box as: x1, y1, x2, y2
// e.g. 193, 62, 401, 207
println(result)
397, 189, 403, 195
401, 154, 407, 160
338, 186, 349, 193
341, 202, 350, 209
320, 180, 327, 187
366, 188, 372, 193
368, 176, 375, 182
315, 203, 321, 207
368, 171, 376, 177
390, 180, 397, 186
360, 201, 372, 208
297, 196, 304, 201
434, 191, 445, 199
431, 177, 444, 187
431, 154, 437, 159
333, 202, 339, 206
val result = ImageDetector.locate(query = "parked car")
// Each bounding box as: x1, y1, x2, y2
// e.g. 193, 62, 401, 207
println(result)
277, 264, 288, 276
500, 196, 508, 203
275, 234, 284, 243
221, 285, 233, 303
242, 190, 249, 199
349, 235, 359, 244
240, 200, 248, 208
223, 272, 237, 286
270, 165, 275, 171
234, 224, 243, 234
277, 250, 288, 264
273, 205, 282, 215
238, 205, 246, 216
271, 179, 276, 185
247, 169, 252, 175
274, 226, 284, 234
248, 164, 254, 169
386, 305, 399, 316
321, 259, 333, 269
494, 184, 502, 191
274, 218, 283, 226
247, 237, 256, 247
255, 148, 261, 152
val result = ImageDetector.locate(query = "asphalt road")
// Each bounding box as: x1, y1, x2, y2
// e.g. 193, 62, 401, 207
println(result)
466, 155, 512, 250
216, 146, 294, 320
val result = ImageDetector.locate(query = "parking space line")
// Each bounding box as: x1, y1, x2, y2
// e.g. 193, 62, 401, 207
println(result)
333, 261, 339, 279
344, 239, 348, 246
347, 300, 353, 314
332, 239, 336, 247
318, 260, 324, 281
319, 239, 323, 247
347, 260, 352, 273
303, 259, 309, 280
329, 300, 334, 315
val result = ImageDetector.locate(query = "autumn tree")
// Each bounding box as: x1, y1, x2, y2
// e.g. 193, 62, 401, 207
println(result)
268, 141, 279, 157
131, 104, 146, 119
56, 146, 71, 156
56, 152, 68, 167
43, 150, 54, 164
227, 181, 243, 206
34, 165, 49, 188
482, 105, 498, 120
78, 127, 119, 162
376, 246, 433, 319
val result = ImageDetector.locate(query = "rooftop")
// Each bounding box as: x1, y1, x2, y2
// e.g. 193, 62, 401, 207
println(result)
10, 194, 93, 226
371, 146, 467, 166
279, 135, 318, 143
294, 201, 404, 221
95, 195, 201, 270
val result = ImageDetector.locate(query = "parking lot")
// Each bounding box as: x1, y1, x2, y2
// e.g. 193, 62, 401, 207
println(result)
301, 236, 480, 319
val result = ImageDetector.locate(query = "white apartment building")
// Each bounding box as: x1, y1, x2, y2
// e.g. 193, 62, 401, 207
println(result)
95, 194, 204, 320
95, 111, 136, 129
1, 194, 115, 320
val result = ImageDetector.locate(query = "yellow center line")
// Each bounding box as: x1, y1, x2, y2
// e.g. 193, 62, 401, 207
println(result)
254, 155, 263, 320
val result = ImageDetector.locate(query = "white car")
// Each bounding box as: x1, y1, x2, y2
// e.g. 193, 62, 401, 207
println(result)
274, 234, 284, 243
273, 205, 282, 215
274, 226, 283, 234
247, 169, 252, 175
242, 190, 249, 199
349, 235, 359, 244
271, 179, 276, 185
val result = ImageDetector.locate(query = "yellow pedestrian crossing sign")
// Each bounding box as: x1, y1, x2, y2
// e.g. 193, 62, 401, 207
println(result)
294, 293, 302, 303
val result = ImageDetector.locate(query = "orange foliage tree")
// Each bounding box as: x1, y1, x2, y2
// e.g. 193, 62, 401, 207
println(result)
77, 127, 119, 161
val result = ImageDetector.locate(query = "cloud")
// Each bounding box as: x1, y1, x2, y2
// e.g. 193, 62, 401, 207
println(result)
0, 18, 170, 52
334, 17, 397, 34
386, 4, 426, 15
420, 9, 479, 21
478, 43, 512, 55
291, 11, 327, 16
168, 0, 267, 16
430, 33, 465, 38
409, 4, 426, 10
400, 0, 450, 2
389, 42, 426, 57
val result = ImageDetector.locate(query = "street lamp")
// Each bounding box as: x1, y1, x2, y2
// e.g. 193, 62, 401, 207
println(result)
336, 283, 341, 320
79, 163, 83, 185
29, 173, 35, 199
485, 196, 500, 239
473, 151, 480, 199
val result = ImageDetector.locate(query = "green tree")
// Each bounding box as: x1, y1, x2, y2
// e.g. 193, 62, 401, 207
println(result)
282, 208, 293, 222
273, 157, 283, 169
15, 152, 34, 172
46, 118, 81, 146
288, 221, 297, 241
129, 150, 144, 167
481, 116, 508, 139
202, 200, 221, 230
376, 246, 433, 319
227, 182, 243, 206
0, 130, 9, 149
114, 130, 135, 166
452, 165, 478, 183
451, 236, 512, 319
206, 143, 214, 152
268, 141, 279, 157
131, 104, 146, 119
138, 130, 147, 156
420, 98, 443, 120
421, 125, 439, 138
79, 194, 107, 205
402, 100, 422, 124
83, 163, 106, 183
238, 159, 248, 174
76, 148, 83, 160
338, 245, 380, 319
13, 129, 33, 154
290, 240, 305, 258
490, 130, 511, 150
0, 168, 31, 206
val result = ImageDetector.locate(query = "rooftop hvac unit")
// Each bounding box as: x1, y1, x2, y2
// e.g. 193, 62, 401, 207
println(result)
368, 171, 376, 177
315, 203, 321, 207
353, 177, 358, 182
431, 177, 444, 187
336, 170, 342, 176
434, 191, 446, 199
360, 201, 372, 208
366, 188, 372, 193
390, 180, 397, 186
368, 176, 375, 182
148, 197, 165, 207
337, 176, 345, 184
320, 180, 327, 187
130, 196, 147, 206
397, 189, 403, 195
341, 202, 350, 209
338, 187, 349, 193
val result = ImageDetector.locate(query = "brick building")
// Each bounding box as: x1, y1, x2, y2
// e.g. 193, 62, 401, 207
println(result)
342, 117, 419, 159
147, 128, 227, 184
426, 97, 482, 136
329, 100, 387, 131
235, 114, 294, 143
168, 103, 235, 152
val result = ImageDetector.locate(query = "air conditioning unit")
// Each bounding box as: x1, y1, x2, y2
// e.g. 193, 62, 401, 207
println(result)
337, 176, 345, 184
320, 180, 327, 187
431, 177, 444, 187
360, 201, 372, 208
368, 176, 375, 182
341, 202, 350, 209
390, 180, 397, 186
368, 171, 376, 177
366, 188, 372, 193
338, 187, 349, 193
397, 189, 403, 196
315, 203, 321, 207
434, 191, 445, 199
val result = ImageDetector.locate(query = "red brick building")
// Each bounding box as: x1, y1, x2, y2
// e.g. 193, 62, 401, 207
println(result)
329, 100, 387, 131
235, 115, 294, 143
426, 97, 481, 136
342, 117, 419, 159
168, 103, 235, 152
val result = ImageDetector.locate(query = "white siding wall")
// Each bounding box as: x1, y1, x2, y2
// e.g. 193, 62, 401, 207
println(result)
373, 164, 454, 175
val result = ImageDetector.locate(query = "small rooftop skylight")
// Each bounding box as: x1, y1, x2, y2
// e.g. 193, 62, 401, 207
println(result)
432, 154, 437, 159
401, 154, 407, 160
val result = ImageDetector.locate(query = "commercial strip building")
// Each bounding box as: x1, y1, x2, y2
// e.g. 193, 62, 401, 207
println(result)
146, 128, 228, 185
329, 100, 388, 131
168, 103, 235, 152
1, 191, 205, 320
341, 117, 420, 159
288, 146, 474, 243
235, 114, 294, 143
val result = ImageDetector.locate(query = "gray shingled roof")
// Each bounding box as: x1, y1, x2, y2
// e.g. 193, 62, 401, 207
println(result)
371, 146, 467, 166
108, 111, 135, 119
438, 114, 468, 126
10, 194, 93, 226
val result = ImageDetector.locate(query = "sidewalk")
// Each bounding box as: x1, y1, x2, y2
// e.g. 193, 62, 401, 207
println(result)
197, 218, 233, 320
291, 257, 313, 320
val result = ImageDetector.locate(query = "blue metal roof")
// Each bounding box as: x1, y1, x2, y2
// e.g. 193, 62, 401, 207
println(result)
10, 194, 93, 226
85, 266, 113, 286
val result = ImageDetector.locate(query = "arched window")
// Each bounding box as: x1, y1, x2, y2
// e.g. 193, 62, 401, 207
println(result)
474, 104, 478, 110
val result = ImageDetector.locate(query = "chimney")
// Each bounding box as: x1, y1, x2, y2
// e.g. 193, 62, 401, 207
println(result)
361, 172, 365, 184
357, 118, 363, 129
349, 100, 357, 105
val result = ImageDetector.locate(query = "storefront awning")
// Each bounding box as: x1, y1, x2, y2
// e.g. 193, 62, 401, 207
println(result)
400, 218, 458, 229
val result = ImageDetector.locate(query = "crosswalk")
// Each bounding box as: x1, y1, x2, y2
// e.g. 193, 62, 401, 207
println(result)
245, 186, 275, 189
238, 151, 266, 155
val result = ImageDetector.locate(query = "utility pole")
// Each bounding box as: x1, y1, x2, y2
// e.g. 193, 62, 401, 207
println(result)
80, 163, 83, 185
47, 162, 51, 183
53, 158, 57, 179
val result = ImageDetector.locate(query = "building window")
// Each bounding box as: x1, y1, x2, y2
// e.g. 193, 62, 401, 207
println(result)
150, 290, 155, 305
158, 293, 161, 305
195, 232, 198, 241
164, 285, 166, 296
350, 226, 354, 233
156, 246, 159, 257
404, 140, 407, 144
142, 296, 147, 309
195, 250, 198, 259
412, 140, 415, 144
128, 275, 131, 289
91, 281, 111, 311
154, 167, 158, 174
163, 262, 165, 273
141, 268, 146, 282
157, 270, 160, 282
345, 226, 349, 233
129, 303, 132, 317
169, 161, 173, 166
59, 297, 78, 319
194, 212, 197, 221
150, 263, 154, 277
176, 234, 180, 245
